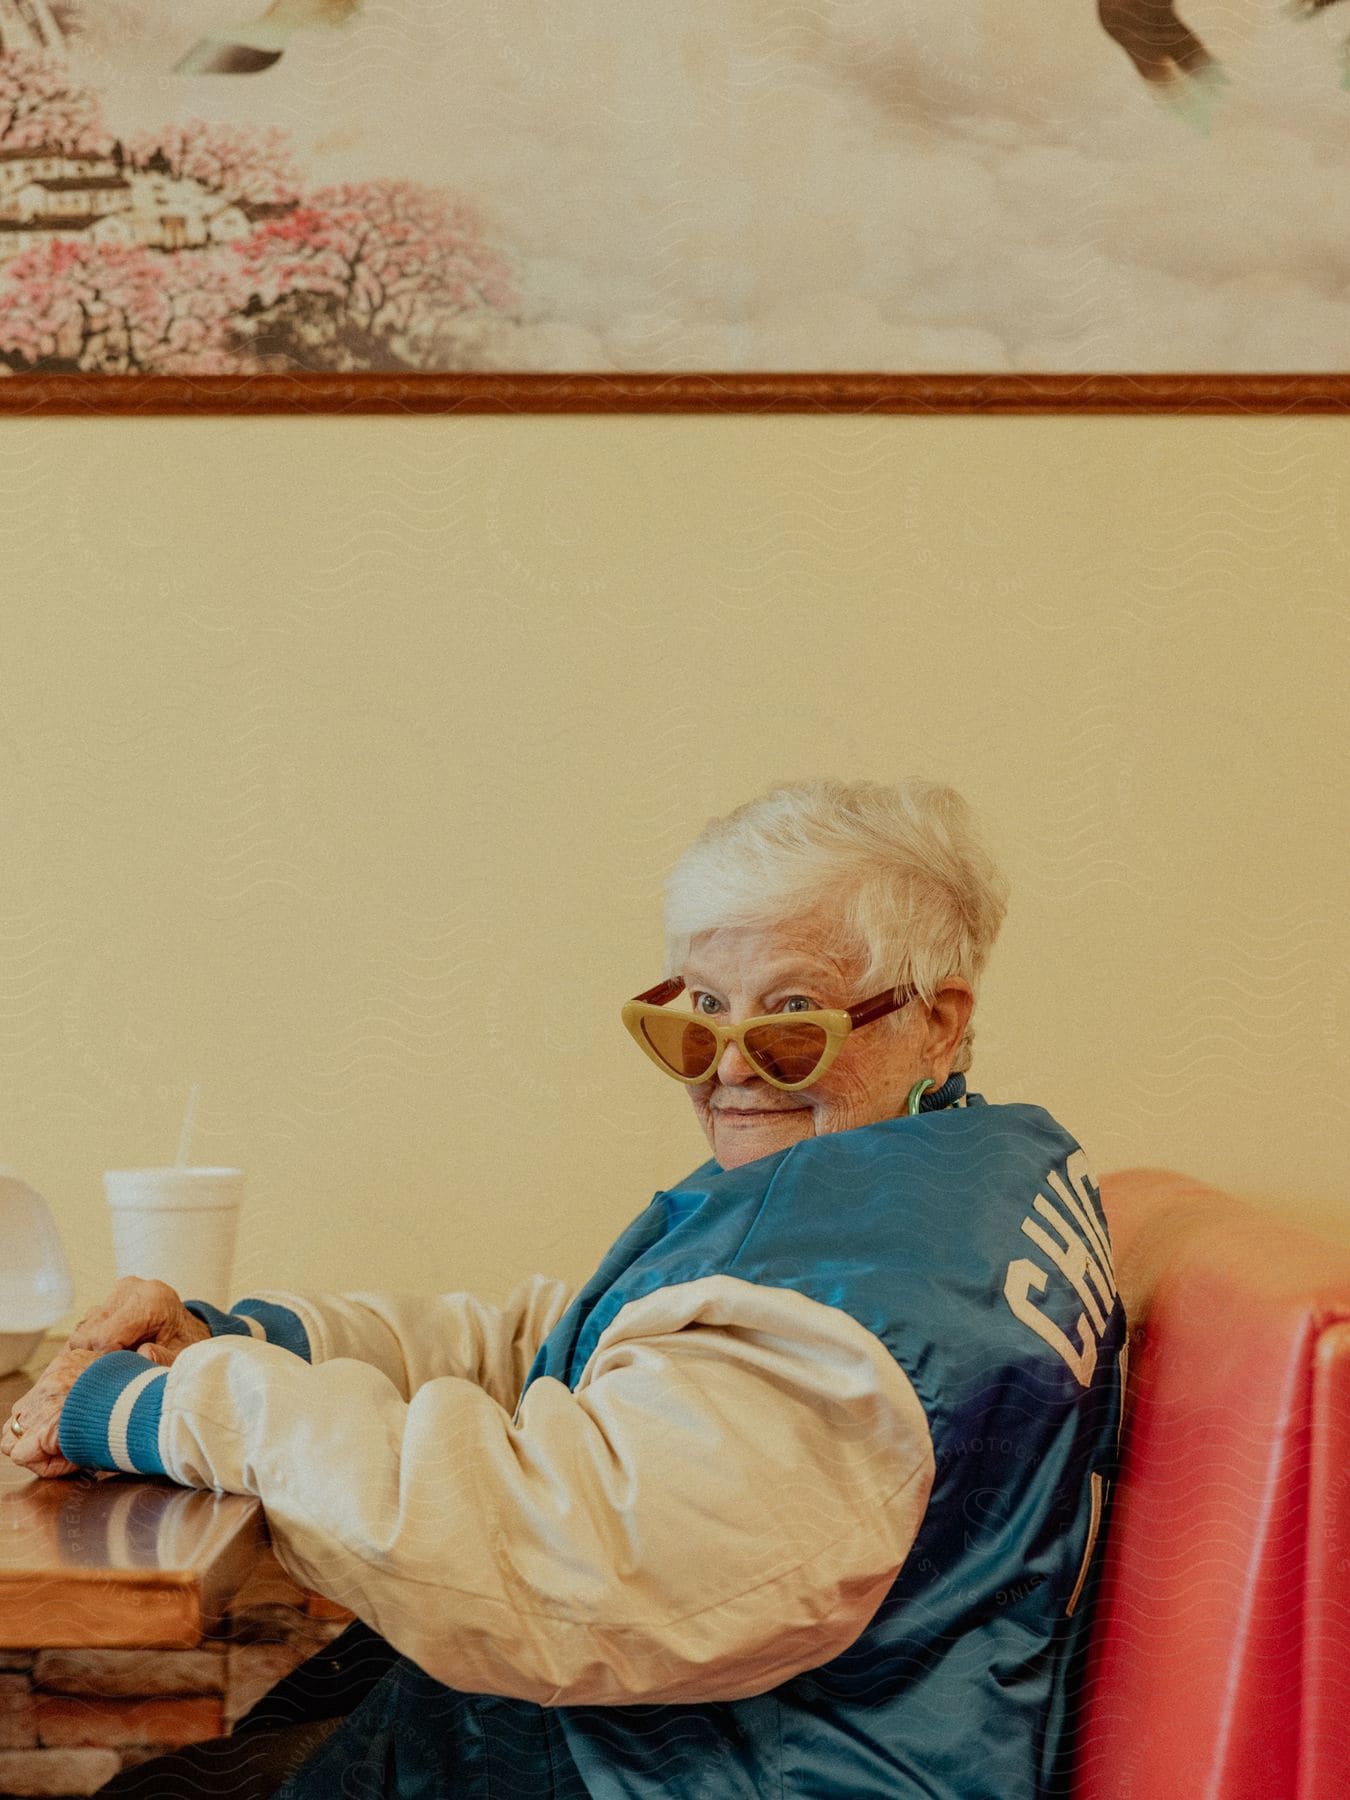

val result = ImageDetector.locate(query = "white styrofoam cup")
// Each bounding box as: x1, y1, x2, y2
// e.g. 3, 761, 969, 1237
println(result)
104, 1167, 243, 1310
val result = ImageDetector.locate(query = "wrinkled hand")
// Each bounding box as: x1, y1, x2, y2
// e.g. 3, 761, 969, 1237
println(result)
66, 1276, 212, 1365
2, 1280, 212, 1481
0, 1279, 213, 1480
0, 1343, 142, 1479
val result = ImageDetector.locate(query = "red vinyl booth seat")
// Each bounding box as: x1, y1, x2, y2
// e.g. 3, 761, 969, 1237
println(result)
1072, 1170, 1350, 1800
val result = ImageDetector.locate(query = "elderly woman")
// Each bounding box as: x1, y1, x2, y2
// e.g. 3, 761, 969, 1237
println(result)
2, 777, 1126, 1800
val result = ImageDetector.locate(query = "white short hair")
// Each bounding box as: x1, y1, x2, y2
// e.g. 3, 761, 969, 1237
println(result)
662, 777, 1009, 1073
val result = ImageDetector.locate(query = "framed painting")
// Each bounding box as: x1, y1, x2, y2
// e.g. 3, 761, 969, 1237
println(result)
2, 0, 1350, 414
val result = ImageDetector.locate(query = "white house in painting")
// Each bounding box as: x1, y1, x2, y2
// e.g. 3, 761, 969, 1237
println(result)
0, 147, 116, 190
131, 176, 251, 249
12, 175, 130, 219
0, 146, 255, 260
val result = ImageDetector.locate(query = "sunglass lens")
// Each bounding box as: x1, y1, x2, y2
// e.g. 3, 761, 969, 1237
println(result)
641, 1013, 720, 1080
743, 1021, 829, 1085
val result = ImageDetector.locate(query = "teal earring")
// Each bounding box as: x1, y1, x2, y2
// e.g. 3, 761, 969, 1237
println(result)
906, 1077, 934, 1117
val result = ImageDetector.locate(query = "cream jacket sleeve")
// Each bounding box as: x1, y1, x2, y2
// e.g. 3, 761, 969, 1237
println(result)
155, 1274, 936, 1707
216, 1274, 577, 1405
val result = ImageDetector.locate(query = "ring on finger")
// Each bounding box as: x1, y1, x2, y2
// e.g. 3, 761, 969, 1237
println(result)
8, 1417, 23, 1437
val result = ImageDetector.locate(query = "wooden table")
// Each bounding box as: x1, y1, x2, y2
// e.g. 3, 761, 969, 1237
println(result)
0, 1345, 269, 1650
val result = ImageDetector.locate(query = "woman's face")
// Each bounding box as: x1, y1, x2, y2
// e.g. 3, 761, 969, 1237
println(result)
679, 914, 972, 1172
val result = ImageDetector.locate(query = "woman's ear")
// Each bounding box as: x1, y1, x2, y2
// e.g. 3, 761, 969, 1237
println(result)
923, 981, 974, 1077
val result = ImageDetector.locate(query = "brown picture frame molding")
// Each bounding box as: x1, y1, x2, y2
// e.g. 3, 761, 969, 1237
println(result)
0, 373, 1348, 416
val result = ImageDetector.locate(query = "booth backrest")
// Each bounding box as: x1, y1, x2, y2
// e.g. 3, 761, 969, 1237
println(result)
1072, 1170, 1350, 1800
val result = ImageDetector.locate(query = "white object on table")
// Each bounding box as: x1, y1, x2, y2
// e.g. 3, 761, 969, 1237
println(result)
0, 1170, 75, 1377
104, 1167, 244, 1311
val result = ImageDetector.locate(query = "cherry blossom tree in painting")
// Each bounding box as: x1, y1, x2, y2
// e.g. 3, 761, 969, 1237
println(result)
0, 48, 520, 374
0, 48, 110, 153
122, 119, 303, 213
0, 238, 251, 373
226, 181, 520, 371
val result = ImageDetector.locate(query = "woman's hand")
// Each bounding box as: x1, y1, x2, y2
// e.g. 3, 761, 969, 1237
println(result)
1, 1280, 211, 1480
66, 1276, 212, 1365
0, 1344, 138, 1478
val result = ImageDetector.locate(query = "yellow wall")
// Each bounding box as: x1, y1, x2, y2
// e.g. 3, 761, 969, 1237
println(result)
3, 415, 1347, 1330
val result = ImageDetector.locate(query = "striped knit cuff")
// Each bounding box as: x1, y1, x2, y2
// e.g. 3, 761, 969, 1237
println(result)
59, 1350, 168, 1476
185, 1297, 312, 1362
231, 1299, 311, 1362
184, 1299, 255, 1339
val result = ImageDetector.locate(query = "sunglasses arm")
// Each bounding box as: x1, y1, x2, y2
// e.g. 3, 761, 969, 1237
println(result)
633, 977, 686, 1006
846, 986, 919, 1028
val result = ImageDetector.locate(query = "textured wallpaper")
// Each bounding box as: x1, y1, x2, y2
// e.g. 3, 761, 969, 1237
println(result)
0, 413, 1346, 1325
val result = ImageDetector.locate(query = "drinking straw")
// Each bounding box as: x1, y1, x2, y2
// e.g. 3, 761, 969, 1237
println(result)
175, 1082, 201, 1168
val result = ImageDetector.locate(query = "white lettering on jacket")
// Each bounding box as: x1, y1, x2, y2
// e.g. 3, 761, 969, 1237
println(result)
1002, 1151, 1117, 1388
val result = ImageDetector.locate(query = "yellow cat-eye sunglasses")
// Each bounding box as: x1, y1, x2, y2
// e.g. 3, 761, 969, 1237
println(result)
621, 976, 920, 1093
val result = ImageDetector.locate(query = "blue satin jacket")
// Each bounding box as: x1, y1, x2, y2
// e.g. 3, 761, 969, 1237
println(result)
275, 1083, 1126, 1799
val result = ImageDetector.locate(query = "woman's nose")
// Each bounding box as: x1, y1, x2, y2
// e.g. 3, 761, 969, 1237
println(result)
715, 1036, 758, 1085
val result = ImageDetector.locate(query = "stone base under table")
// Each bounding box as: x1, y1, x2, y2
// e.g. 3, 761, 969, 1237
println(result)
0, 1555, 352, 1797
